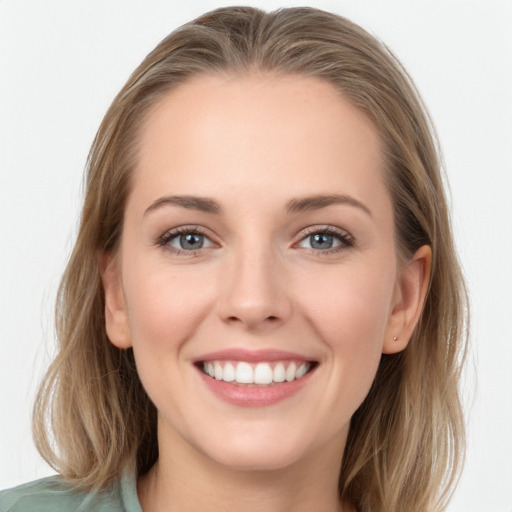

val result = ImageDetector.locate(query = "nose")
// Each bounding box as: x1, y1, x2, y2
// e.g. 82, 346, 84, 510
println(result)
217, 245, 292, 331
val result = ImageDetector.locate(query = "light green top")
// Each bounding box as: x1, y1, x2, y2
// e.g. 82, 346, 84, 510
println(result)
0, 467, 143, 512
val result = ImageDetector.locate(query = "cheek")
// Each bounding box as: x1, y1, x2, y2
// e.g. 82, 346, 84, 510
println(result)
121, 256, 216, 355
301, 262, 393, 343
297, 261, 395, 396
120, 258, 220, 418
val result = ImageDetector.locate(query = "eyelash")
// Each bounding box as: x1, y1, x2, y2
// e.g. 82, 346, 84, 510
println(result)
156, 225, 355, 256
156, 226, 213, 256
296, 225, 355, 255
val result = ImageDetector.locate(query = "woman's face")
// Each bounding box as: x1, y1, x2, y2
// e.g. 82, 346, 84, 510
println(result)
104, 73, 421, 472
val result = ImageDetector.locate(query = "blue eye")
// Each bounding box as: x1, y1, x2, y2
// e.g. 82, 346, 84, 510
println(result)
171, 233, 207, 250
297, 228, 353, 252
307, 233, 338, 250
159, 228, 214, 253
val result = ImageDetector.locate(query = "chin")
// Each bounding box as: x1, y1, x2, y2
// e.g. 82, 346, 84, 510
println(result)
193, 426, 316, 473
209, 447, 304, 473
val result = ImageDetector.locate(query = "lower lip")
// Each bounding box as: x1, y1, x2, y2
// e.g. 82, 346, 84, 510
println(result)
197, 367, 315, 407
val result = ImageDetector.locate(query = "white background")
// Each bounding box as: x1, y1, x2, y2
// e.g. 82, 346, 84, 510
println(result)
1, 1, 511, 510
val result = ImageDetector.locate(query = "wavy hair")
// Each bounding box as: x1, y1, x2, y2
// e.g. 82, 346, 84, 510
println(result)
33, 7, 468, 511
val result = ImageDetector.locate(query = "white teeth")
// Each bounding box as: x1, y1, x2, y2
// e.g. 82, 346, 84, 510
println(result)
235, 362, 254, 384
223, 362, 235, 382
273, 362, 286, 383
254, 363, 273, 385
214, 361, 223, 380
285, 362, 297, 382
202, 360, 312, 385
296, 363, 308, 379
205, 362, 215, 378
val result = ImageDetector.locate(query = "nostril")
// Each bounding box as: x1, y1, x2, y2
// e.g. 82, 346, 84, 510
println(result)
226, 315, 279, 323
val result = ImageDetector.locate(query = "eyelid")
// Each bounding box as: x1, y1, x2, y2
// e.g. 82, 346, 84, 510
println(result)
155, 224, 354, 256
294, 225, 355, 253
168, 232, 215, 250
156, 225, 218, 254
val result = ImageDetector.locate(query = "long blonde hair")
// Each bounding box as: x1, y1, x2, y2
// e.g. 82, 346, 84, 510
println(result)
33, 7, 468, 511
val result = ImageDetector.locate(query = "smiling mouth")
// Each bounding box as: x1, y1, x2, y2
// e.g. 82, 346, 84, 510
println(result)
198, 360, 317, 386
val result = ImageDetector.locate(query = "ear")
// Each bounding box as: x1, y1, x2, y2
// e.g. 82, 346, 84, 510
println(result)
99, 252, 132, 349
383, 245, 432, 354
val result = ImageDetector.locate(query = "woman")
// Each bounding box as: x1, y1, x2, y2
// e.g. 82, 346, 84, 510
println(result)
0, 6, 468, 512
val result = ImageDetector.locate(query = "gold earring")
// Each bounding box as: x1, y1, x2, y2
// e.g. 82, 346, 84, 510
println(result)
393, 336, 398, 342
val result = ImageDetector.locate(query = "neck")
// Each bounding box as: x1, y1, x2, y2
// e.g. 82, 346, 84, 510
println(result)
137, 420, 352, 512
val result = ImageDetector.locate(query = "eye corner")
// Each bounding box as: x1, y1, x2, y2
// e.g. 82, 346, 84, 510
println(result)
155, 225, 219, 255
294, 225, 355, 255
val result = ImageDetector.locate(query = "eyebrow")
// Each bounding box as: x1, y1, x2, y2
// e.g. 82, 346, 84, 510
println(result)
144, 195, 222, 216
144, 193, 372, 217
286, 194, 372, 216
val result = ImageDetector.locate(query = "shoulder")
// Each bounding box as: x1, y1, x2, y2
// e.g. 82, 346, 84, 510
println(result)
0, 475, 125, 512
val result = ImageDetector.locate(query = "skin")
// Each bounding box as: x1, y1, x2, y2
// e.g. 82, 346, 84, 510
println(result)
102, 74, 431, 512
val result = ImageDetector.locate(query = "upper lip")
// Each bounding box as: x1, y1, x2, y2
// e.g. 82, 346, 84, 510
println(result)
193, 348, 316, 363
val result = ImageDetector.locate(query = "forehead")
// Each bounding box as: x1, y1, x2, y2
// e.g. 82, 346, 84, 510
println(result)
131, 73, 388, 211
